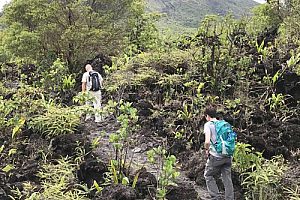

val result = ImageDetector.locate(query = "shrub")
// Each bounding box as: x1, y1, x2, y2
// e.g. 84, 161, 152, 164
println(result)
29, 106, 80, 138
233, 142, 287, 200
284, 185, 300, 200
0, 85, 46, 137
233, 142, 264, 174
11, 158, 88, 200
242, 155, 286, 200
147, 146, 180, 199
107, 101, 139, 185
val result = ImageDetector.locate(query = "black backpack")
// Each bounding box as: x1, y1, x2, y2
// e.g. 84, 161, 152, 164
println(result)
89, 71, 101, 91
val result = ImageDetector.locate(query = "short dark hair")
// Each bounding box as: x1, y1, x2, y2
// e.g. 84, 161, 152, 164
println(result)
204, 105, 217, 118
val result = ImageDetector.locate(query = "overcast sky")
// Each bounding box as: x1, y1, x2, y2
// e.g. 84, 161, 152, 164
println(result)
253, 0, 267, 3
0, 0, 267, 12
0, 0, 10, 11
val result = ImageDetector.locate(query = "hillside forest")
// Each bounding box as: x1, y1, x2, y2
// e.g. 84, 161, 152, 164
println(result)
0, 0, 299, 199
146, 0, 258, 31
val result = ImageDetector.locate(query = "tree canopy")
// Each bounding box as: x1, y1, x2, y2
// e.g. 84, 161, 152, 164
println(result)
0, 0, 143, 72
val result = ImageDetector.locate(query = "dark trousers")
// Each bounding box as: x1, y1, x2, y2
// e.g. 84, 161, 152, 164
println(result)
204, 155, 234, 200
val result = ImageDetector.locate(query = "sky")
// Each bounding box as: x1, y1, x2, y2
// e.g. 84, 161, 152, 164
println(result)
0, 0, 10, 11
0, 0, 267, 12
253, 0, 267, 3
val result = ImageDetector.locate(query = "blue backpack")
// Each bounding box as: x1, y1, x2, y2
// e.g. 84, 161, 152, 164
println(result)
211, 120, 237, 156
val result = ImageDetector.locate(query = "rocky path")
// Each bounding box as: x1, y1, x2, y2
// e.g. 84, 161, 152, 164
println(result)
84, 116, 211, 200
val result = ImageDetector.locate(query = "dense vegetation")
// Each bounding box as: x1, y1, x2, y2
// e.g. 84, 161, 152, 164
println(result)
0, 0, 299, 200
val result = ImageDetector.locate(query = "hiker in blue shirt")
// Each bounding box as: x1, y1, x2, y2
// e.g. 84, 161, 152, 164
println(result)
203, 105, 234, 200
82, 64, 103, 123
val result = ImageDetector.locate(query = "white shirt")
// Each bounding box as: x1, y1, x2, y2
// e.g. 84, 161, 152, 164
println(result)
81, 71, 103, 91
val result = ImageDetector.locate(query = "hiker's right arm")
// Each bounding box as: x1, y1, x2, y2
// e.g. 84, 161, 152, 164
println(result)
82, 81, 87, 92
81, 73, 87, 92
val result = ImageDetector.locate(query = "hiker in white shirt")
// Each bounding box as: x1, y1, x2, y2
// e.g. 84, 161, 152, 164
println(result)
81, 64, 103, 123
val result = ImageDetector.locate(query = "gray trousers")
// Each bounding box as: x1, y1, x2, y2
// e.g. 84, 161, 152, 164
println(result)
204, 155, 234, 200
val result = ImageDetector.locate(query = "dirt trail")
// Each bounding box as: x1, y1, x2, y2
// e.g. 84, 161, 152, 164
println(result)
84, 116, 211, 200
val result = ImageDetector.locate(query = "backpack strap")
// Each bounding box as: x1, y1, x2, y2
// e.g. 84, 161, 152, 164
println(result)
89, 71, 94, 76
88, 71, 96, 82
88, 71, 94, 81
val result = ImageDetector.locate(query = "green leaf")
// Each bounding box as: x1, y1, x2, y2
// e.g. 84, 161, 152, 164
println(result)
93, 180, 103, 193
132, 172, 140, 188
0, 145, 4, 154
12, 117, 26, 139
122, 177, 129, 186
2, 164, 15, 173
8, 148, 17, 156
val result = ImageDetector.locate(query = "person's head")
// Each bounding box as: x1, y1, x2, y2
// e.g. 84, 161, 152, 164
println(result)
85, 64, 93, 72
204, 105, 217, 121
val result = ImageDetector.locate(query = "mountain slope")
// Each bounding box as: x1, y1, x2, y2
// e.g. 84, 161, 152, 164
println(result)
146, 0, 259, 31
